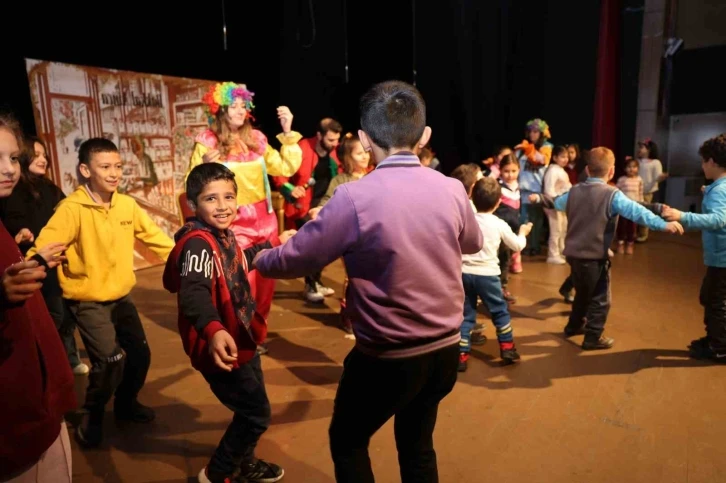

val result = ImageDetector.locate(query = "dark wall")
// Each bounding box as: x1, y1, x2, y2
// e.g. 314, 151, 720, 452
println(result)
2, 0, 603, 174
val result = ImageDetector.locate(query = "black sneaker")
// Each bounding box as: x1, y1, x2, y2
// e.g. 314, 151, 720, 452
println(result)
114, 399, 156, 423
559, 287, 574, 304
238, 459, 285, 482
458, 353, 469, 372
582, 336, 615, 350
688, 336, 710, 350
471, 331, 487, 345
500, 346, 521, 363
76, 409, 104, 448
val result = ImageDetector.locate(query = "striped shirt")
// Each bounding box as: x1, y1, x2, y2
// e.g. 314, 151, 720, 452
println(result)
616, 175, 644, 202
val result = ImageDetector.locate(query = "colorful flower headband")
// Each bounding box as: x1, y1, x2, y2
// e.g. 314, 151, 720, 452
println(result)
201, 82, 255, 123
526, 118, 551, 140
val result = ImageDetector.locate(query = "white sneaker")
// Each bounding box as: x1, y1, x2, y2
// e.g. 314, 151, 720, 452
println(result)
304, 284, 324, 303
546, 256, 567, 265
72, 363, 90, 375
316, 283, 335, 297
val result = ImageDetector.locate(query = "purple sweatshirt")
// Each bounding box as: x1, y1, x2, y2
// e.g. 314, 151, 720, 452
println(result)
256, 152, 483, 358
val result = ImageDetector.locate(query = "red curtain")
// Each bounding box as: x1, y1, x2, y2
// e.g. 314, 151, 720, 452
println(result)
592, 0, 622, 151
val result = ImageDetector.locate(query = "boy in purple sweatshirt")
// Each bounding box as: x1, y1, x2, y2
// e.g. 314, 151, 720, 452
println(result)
254, 81, 482, 482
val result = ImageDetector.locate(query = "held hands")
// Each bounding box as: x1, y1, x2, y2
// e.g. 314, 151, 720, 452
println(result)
14, 228, 34, 245
252, 249, 269, 271
664, 221, 684, 235
209, 330, 238, 372
519, 222, 533, 237
662, 206, 682, 221
528, 193, 540, 204
37, 242, 68, 269
280, 230, 297, 244
277, 106, 293, 134
202, 149, 221, 164
2, 260, 46, 304
308, 206, 322, 220
291, 186, 306, 199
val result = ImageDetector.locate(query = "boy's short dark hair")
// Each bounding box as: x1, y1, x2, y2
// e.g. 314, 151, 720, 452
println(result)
699, 134, 726, 168
186, 163, 238, 206
449, 164, 481, 195
317, 118, 343, 136
78, 138, 118, 166
359, 81, 426, 150
471, 177, 501, 212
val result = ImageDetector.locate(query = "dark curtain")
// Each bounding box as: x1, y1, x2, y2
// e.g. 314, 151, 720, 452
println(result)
592, 0, 622, 152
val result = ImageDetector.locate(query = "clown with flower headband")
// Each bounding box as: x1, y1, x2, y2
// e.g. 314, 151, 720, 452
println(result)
516, 118, 553, 256
185, 82, 303, 339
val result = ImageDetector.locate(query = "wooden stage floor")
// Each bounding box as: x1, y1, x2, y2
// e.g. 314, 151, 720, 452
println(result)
69, 232, 726, 482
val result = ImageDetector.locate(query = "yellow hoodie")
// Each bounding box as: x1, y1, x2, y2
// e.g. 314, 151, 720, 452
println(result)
27, 186, 174, 302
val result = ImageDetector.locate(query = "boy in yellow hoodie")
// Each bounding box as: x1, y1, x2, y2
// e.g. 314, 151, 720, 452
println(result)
28, 138, 174, 448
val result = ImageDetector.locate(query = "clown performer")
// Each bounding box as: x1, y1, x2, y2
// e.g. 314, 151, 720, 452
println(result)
186, 82, 302, 352
516, 118, 553, 256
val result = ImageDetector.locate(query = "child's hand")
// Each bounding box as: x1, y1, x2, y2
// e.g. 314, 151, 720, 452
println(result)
2, 260, 46, 304
14, 228, 34, 245
528, 194, 540, 204
37, 242, 68, 269
209, 330, 238, 372
662, 206, 682, 221
291, 186, 306, 199
519, 222, 533, 237
280, 230, 297, 244
664, 221, 684, 234
251, 249, 268, 270
308, 206, 322, 220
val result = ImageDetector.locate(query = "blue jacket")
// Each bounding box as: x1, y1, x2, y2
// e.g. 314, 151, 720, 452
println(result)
681, 176, 726, 268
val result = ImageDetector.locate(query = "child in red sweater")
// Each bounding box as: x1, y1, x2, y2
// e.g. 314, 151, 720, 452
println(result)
163, 163, 294, 483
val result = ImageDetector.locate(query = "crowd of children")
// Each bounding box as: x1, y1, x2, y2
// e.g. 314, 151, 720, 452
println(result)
1, 78, 725, 483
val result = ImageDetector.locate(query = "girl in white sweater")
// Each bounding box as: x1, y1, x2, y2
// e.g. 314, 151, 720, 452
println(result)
636, 139, 668, 241
542, 146, 572, 263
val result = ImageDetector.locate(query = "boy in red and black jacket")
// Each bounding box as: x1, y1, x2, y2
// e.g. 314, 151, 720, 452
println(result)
163, 163, 294, 483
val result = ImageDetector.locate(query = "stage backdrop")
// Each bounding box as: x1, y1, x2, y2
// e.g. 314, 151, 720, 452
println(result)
25, 58, 219, 269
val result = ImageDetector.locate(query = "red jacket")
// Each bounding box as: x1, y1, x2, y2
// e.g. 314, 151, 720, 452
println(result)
0, 221, 76, 479
273, 136, 342, 223
162, 229, 267, 374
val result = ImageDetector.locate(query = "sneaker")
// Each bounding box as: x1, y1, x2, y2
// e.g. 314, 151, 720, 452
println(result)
503, 290, 516, 304
625, 242, 635, 255
114, 399, 156, 423
256, 343, 269, 355
500, 346, 521, 363
239, 459, 285, 482
470, 331, 487, 345
616, 242, 625, 254
73, 362, 90, 375
688, 336, 710, 350
458, 353, 469, 372
315, 283, 335, 297
582, 336, 615, 350
304, 284, 324, 303
546, 256, 567, 265
75, 409, 104, 448
559, 286, 574, 304
198, 467, 236, 483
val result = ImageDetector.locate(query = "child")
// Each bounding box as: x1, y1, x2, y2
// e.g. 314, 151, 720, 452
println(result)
308, 133, 372, 338
418, 144, 441, 171
547, 147, 682, 349
0, 112, 76, 482
565, 143, 583, 186
27, 138, 175, 448
662, 134, 726, 362
542, 146, 572, 264
616, 158, 644, 254
254, 80, 483, 481
459, 177, 532, 371
496, 154, 523, 298
636, 138, 668, 241
163, 163, 294, 483
482, 145, 512, 179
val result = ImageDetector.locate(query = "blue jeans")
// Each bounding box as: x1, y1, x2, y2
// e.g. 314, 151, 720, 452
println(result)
460, 273, 513, 353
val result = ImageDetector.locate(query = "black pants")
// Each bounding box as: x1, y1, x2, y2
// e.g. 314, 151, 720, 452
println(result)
45, 294, 82, 367
498, 246, 511, 288
566, 258, 611, 341
295, 217, 324, 288
203, 355, 271, 476
329, 343, 459, 483
699, 267, 726, 354
66, 296, 151, 413
560, 274, 574, 295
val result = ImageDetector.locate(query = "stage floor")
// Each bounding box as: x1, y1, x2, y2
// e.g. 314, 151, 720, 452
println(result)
69, 232, 726, 483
